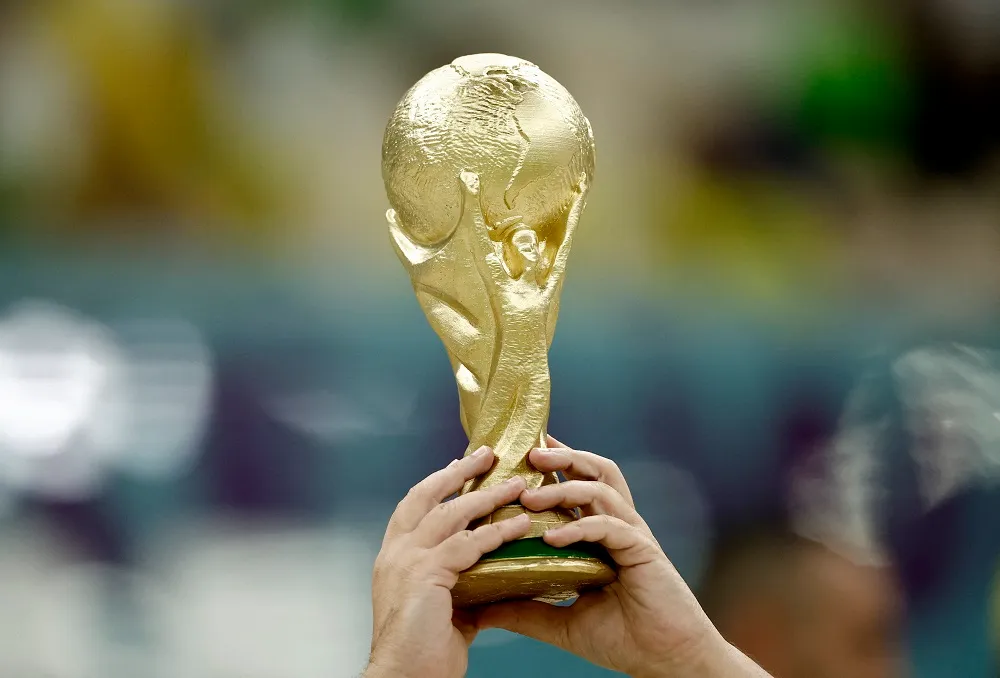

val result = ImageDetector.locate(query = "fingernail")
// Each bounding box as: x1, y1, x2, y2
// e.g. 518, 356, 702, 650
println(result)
505, 476, 526, 488
533, 448, 563, 457
472, 446, 491, 458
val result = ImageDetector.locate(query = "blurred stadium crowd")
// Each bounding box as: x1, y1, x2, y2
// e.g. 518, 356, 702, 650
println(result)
0, 0, 999, 676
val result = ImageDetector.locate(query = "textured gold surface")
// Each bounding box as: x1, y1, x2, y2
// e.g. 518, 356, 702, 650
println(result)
452, 556, 617, 608
473, 504, 574, 539
382, 53, 614, 603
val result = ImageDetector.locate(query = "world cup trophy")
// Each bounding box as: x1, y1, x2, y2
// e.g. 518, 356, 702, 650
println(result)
382, 53, 616, 606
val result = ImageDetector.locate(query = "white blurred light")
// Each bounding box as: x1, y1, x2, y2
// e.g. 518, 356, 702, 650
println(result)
270, 391, 378, 439
795, 344, 1000, 566
0, 302, 123, 459
791, 373, 890, 567
0, 301, 214, 504
0, 301, 127, 501
148, 524, 374, 678
894, 344, 1000, 507
269, 380, 420, 441
115, 319, 212, 479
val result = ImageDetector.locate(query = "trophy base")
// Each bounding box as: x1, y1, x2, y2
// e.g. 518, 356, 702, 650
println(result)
452, 538, 617, 607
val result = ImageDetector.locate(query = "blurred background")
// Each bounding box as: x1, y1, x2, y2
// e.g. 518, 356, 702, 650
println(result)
0, 0, 999, 676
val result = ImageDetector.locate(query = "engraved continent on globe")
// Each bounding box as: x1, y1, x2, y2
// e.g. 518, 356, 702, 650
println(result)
382, 53, 596, 247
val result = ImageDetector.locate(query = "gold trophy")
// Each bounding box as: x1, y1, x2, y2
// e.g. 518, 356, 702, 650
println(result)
381, 53, 616, 606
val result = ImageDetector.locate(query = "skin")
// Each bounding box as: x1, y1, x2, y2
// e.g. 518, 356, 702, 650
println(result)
366, 446, 532, 678
364, 437, 774, 678
714, 543, 905, 678
789, 548, 905, 678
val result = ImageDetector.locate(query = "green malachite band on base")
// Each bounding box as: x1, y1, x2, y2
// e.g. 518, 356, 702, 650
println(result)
479, 538, 616, 568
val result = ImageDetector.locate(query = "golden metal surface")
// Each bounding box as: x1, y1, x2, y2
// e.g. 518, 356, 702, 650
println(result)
382, 53, 614, 603
451, 555, 617, 608
476, 504, 574, 538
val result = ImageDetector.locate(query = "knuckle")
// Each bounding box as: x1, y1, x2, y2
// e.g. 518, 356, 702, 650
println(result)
601, 458, 624, 479
597, 514, 616, 529
372, 553, 396, 582
429, 500, 458, 524
488, 520, 509, 535
449, 498, 473, 520
477, 524, 504, 546
594, 481, 619, 502
402, 484, 423, 504
596, 480, 615, 493
569, 480, 599, 500
450, 529, 476, 547
493, 483, 521, 502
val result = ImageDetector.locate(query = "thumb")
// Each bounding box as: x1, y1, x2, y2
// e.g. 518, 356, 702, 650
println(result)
475, 600, 573, 650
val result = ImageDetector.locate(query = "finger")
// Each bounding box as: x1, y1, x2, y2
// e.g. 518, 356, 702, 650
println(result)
388, 446, 495, 536
475, 599, 574, 651
413, 475, 527, 547
544, 515, 661, 568
520, 480, 641, 526
436, 513, 531, 574
530, 438, 634, 507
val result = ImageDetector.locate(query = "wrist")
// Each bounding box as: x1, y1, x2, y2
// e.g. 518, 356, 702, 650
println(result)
633, 628, 766, 678
364, 652, 413, 678
363, 660, 408, 678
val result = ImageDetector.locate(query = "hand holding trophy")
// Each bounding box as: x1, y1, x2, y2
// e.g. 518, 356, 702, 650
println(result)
365, 438, 771, 678
382, 53, 615, 606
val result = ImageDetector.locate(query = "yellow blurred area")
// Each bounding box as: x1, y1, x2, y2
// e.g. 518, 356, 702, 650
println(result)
651, 168, 843, 312
4, 0, 286, 239
0, 0, 997, 309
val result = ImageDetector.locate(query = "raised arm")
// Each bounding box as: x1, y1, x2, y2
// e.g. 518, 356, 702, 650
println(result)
543, 173, 588, 298
458, 172, 507, 285
387, 208, 439, 282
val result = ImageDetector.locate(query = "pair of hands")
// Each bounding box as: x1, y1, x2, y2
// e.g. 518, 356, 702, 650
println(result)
365, 437, 771, 678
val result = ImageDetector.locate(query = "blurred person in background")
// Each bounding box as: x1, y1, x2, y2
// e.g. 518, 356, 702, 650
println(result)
699, 520, 905, 678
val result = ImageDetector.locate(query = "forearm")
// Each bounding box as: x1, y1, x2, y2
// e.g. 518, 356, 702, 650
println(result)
361, 664, 405, 678
636, 634, 773, 678
700, 642, 773, 678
